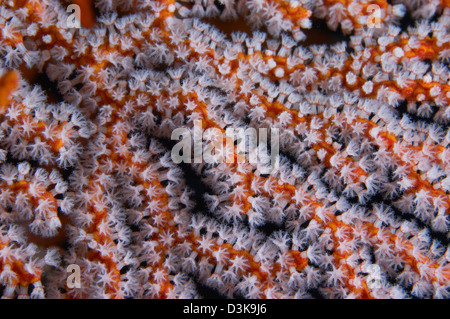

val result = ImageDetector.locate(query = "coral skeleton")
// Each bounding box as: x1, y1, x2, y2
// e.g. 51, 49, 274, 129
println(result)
0, 0, 449, 299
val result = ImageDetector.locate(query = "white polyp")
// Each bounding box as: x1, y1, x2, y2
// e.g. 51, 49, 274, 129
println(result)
274, 67, 285, 78
393, 47, 404, 58
42, 34, 52, 44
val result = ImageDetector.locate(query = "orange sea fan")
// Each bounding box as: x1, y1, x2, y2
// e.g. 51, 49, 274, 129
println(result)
0, 0, 449, 299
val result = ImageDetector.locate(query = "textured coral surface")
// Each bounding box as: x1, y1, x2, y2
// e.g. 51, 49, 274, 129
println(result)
0, 0, 449, 299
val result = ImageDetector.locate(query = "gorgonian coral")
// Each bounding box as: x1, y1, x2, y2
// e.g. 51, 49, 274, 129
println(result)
0, 0, 449, 299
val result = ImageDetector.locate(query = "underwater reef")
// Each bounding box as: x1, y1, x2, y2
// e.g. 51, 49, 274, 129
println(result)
0, 0, 449, 298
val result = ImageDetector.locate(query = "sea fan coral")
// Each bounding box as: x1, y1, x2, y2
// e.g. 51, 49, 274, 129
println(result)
0, 0, 449, 299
